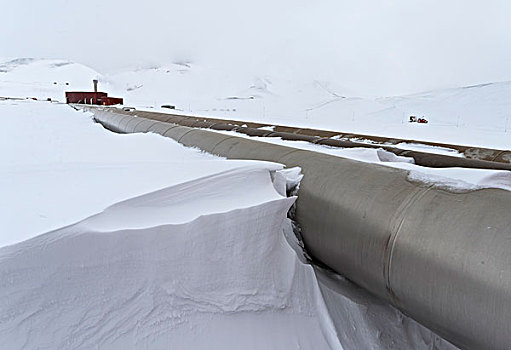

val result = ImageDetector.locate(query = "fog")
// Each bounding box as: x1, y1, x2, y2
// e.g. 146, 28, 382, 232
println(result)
2, 0, 511, 95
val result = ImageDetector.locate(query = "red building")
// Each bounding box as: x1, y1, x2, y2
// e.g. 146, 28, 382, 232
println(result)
66, 80, 123, 106
100, 96, 124, 105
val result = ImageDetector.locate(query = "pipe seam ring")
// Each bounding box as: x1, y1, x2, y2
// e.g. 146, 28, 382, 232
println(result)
383, 184, 434, 305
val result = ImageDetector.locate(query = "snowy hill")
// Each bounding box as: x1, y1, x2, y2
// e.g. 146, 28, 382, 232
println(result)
377, 81, 511, 131
1, 57, 510, 149
105, 62, 511, 149
0, 58, 103, 101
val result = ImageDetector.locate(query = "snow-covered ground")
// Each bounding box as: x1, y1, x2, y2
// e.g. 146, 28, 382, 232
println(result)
0, 99, 340, 348
1, 58, 510, 149
2, 57, 507, 349
106, 63, 511, 150
1, 99, 461, 350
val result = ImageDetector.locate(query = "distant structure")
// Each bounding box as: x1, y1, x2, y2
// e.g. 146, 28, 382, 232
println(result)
66, 80, 123, 105
409, 115, 428, 124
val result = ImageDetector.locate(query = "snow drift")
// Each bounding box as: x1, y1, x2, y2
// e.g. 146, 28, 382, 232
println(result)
0, 99, 340, 349
0, 164, 341, 349
0, 64, 478, 350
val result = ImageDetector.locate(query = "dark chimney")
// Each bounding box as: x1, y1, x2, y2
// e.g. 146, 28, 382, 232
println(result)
93, 79, 98, 93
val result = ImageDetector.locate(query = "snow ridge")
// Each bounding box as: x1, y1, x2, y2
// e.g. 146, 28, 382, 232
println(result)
0, 167, 339, 350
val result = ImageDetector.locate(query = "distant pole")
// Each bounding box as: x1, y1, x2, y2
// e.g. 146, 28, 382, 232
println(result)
506, 117, 509, 133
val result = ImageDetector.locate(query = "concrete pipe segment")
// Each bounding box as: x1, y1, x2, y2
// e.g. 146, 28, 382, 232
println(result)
89, 108, 510, 350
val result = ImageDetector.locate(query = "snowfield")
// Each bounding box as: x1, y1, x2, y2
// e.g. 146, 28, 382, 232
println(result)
4, 57, 507, 349
0, 100, 460, 349
0, 170, 338, 349
0, 100, 340, 349
1, 57, 510, 150
106, 63, 511, 150
1, 58, 509, 196
1, 98, 273, 246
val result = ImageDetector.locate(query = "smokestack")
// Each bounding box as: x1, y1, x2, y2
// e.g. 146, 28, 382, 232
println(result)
93, 79, 98, 93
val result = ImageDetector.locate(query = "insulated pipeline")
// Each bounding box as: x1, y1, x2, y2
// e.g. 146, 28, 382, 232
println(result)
87, 108, 511, 350
86, 107, 511, 169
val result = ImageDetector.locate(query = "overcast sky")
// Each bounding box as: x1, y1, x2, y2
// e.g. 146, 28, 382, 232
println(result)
2, 0, 511, 95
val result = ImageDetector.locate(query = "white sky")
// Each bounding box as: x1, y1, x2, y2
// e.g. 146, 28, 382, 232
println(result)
2, 0, 511, 95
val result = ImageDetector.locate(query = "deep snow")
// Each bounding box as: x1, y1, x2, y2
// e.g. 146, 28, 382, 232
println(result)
2, 57, 502, 349
0, 165, 339, 349
0, 100, 460, 349
0, 99, 340, 348
0, 98, 277, 246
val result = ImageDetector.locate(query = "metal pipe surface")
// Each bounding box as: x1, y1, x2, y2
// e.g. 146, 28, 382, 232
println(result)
87, 107, 511, 170
88, 108, 511, 350
96, 106, 511, 165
